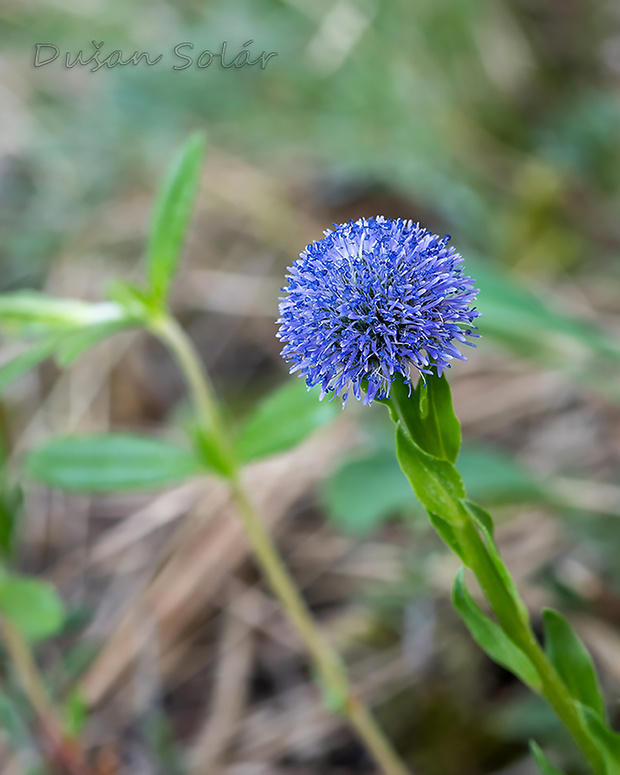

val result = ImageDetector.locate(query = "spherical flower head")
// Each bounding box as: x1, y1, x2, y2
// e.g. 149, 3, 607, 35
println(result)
277, 216, 480, 406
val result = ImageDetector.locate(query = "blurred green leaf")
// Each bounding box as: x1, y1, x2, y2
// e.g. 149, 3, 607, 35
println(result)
190, 422, 236, 478
452, 568, 541, 690
0, 441, 20, 560
0, 292, 89, 330
471, 260, 620, 372
529, 741, 566, 775
26, 434, 203, 492
0, 338, 61, 393
55, 319, 136, 366
148, 133, 206, 304
0, 299, 133, 381
63, 690, 88, 739
106, 280, 154, 319
319, 681, 348, 716
459, 446, 547, 503
235, 379, 339, 463
0, 575, 65, 642
543, 609, 606, 720
322, 448, 416, 537
0, 293, 125, 335
0, 481, 23, 560
322, 441, 544, 537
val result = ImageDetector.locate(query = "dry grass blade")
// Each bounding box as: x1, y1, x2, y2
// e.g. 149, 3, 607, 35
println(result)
187, 593, 255, 775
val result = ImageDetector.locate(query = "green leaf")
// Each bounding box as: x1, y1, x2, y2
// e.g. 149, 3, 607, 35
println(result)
0, 481, 23, 559
323, 448, 419, 536
579, 704, 620, 775
465, 502, 530, 624
0, 318, 134, 393
529, 741, 566, 775
0, 445, 19, 559
395, 423, 466, 525
147, 133, 206, 303
0, 337, 60, 393
462, 499, 495, 537
458, 446, 546, 505
452, 568, 541, 690
235, 379, 339, 463
543, 609, 606, 720
55, 319, 136, 366
389, 372, 461, 463
471, 259, 620, 369
582, 711, 620, 774
321, 439, 549, 539
107, 279, 154, 316
63, 690, 88, 739
26, 434, 203, 492
0, 575, 65, 642
428, 511, 466, 562
0, 292, 86, 330
190, 423, 236, 478
0, 293, 124, 335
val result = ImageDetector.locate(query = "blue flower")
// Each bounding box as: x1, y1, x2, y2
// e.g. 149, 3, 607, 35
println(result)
277, 216, 480, 405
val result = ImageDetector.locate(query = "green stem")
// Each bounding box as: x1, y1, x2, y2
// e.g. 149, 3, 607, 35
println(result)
149, 315, 236, 477
151, 315, 411, 775
456, 518, 606, 775
387, 383, 607, 774
1, 618, 89, 775
2, 618, 55, 723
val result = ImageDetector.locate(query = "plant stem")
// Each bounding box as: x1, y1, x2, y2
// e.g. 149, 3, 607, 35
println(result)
152, 316, 412, 775
1, 618, 88, 775
149, 314, 236, 476
456, 517, 607, 775
387, 382, 607, 774
1, 618, 55, 723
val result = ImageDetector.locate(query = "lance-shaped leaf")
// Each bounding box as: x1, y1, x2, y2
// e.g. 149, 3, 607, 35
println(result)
452, 568, 541, 690
0, 293, 124, 335
428, 511, 467, 562
26, 434, 203, 492
543, 609, 606, 721
388, 372, 461, 463
236, 379, 339, 463
462, 499, 495, 537
148, 133, 206, 304
465, 501, 530, 624
579, 704, 620, 775
323, 448, 419, 537
395, 422, 465, 525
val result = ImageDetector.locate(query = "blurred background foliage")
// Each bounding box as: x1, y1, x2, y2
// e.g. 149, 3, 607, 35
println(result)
1, 0, 620, 773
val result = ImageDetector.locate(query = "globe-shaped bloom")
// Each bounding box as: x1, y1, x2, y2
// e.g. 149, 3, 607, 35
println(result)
277, 216, 480, 405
